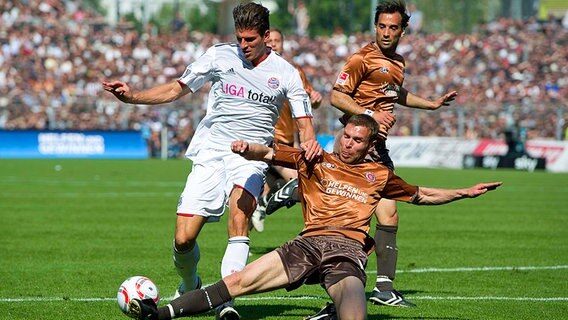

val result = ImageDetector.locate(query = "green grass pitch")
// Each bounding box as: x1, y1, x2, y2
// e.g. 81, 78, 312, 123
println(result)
1, 159, 567, 319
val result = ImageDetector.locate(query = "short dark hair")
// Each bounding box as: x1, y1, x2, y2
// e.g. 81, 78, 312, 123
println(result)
233, 2, 270, 35
374, 0, 410, 29
346, 114, 380, 142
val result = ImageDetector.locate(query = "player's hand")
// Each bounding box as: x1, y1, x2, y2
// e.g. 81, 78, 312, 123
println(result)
310, 90, 323, 106
300, 139, 323, 161
373, 111, 396, 130
432, 91, 458, 109
231, 140, 249, 154
101, 80, 133, 103
467, 182, 503, 198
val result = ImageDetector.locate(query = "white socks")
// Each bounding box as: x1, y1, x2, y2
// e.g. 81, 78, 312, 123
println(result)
221, 236, 250, 278
173, 241, 200, 293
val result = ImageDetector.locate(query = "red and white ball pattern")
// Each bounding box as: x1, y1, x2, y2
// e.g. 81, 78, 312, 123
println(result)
117, 276, 160, 313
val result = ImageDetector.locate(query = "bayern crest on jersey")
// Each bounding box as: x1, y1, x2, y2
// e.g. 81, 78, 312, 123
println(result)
267, 77, 280, 89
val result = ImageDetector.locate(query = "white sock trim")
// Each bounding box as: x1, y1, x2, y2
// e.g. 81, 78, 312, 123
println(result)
227, 236, 250, 244
376, 276, 392, 283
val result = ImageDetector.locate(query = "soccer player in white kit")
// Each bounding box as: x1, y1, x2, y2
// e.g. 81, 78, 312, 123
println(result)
102, 3, 322, 319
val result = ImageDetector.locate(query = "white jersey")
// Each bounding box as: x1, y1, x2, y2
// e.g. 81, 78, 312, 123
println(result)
180, 43, 313, 159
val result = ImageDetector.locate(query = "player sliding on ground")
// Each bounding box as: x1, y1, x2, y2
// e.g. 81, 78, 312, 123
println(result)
125, 114, 502, 320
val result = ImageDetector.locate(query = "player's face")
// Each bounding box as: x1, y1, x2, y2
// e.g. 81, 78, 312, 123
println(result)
236, 28, 270, 64
267, 30, 283, 54
339, 124, 372, 164
374, 12, 404, 54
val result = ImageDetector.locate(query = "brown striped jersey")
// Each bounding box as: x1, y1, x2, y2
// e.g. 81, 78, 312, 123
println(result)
333, 42, 405, 141
272, 144, 418, 252
274, 64, 316, 146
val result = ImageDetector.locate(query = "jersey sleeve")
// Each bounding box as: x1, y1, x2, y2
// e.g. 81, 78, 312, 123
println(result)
333, 51, 366, 96
380, 171, 419, 202
286, 67, 313, 119
178, 46, 216, 93
272, 143, 304, 170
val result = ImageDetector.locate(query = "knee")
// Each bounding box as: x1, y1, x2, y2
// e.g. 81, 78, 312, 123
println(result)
230, 210, 250, 224
223, 272, 245, 297
377, 210, 398, 225
376, 200, 398, 225
174, 229, 197, 251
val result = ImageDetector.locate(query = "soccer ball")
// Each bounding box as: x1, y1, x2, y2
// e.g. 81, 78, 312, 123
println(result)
117, 276, 160, 314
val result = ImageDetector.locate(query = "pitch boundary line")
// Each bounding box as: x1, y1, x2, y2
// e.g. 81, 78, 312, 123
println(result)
368, 264, 568, 274
2, 265, 566, 303
413, 296, 568, 301
2, 295, 568, 303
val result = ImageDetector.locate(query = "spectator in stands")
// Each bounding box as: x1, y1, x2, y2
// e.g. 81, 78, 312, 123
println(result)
288, 0, 310, 37
407, 2, 424, 34
171, 12, 186, 33
0, 0, 566, 146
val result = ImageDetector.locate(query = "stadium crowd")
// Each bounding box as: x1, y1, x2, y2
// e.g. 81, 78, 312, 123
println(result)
1, 0, 567, 157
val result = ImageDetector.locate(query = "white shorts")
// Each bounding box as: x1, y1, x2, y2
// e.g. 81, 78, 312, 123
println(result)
177, 149, 268, 222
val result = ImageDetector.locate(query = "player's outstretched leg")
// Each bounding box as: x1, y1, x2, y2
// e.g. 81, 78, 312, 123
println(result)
265, 178, 299, 215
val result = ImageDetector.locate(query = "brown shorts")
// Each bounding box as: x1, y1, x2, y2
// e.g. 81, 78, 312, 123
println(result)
276, 235, 368, 291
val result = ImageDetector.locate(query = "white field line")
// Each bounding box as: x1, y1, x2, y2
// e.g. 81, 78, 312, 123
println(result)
413, 296, 568, 301
1, 265, 567, 303
0, 177, 182, 187
2, 296, 568, 303
368, 264, 568, 274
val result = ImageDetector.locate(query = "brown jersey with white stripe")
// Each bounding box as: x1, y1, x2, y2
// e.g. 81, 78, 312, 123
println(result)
333, 42, 405, 141
272, 144, 418, 249
274, 65, 315, 146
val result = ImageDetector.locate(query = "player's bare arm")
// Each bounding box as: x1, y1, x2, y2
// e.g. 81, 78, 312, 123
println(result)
330, 89, 396, 129
412, 182, 502, 205
231, 140, 273, 161
295, 117, 323, 160
398, 87, 458, 110
101, 80, 191, 104
232, 140, 319, 166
